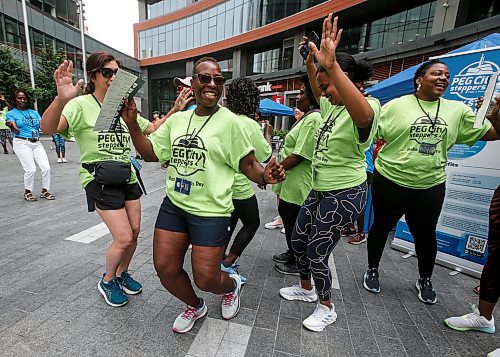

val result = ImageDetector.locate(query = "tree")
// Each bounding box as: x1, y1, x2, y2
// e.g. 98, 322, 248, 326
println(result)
0, 46, 30, 99
34, 48, 67, 112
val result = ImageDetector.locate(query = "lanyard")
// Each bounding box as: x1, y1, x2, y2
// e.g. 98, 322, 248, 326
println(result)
15, 108, 35, 120
91, 94, 102, 108
414, 95, 440, 129
184, 108, 218, 146
314, 106, 346, 151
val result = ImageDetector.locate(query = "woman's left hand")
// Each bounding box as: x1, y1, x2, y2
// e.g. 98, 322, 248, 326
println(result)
263, 156, 286, 184
310, 14, 342, 71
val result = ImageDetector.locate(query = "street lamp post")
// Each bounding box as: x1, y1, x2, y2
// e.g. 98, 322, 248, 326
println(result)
75, 0, 88, 86
20, 0, 37, 111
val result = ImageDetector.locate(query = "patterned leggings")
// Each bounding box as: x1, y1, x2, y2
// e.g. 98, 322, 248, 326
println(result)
291, 183, 367, 301
52, 134, 65, 155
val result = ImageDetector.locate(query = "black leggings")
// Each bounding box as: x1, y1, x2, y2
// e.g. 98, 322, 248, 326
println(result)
480, 186, 500, 304
367, 172, 445, 278
277, 199, 302, 259
225, 195, 260, 257
292, 184, 367, 301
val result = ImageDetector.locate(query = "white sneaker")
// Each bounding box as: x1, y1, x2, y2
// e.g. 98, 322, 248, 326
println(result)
265, 216, 284, 229
62, 158, 67, 163
279, 284, 318, 302
302, 303, 338, 332
221, 274, 242, 320
488, 348, 500, 357
444, 305, 495, 334
280, 227, 286, 234
57, 158, 62, 163
172, 299, 207, 334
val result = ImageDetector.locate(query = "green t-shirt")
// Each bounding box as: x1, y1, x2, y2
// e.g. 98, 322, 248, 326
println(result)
272, 110, 322, 205
312, 96, 380, 191
0, 107, 8, 130
61, 94, 151, 188
232, 114, 272, 200
148, 106, 254, 217
375, 94, 491, 189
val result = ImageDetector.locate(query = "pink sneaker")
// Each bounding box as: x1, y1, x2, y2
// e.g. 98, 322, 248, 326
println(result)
265, 216, 284, 229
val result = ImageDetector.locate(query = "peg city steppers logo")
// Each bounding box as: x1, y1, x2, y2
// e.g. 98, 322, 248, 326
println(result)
449, 54, 499, 100
170, 134, 207, 176
409, 115, 448, 145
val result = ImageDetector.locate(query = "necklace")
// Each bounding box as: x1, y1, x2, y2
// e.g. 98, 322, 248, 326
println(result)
314, 106, 346, 151
414, 94, 440, 129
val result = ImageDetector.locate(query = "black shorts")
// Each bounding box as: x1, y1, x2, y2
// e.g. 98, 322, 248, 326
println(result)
84, 180, 142, 212
155, 195, 230, 247
367, 172, 373, 185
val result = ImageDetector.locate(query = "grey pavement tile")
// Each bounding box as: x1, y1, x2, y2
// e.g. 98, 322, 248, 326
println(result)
274, 315, 301, 355
326, 327, 355, 357
244, 327, 276, 357
226, 307, 257, 327
136, 333, 196, 357
222, 322, 252, 345
273, 351, 299, 357
187, 317, 228, 357
366, 305, 398, 338
354, 349, 381, 356
217, 339, 248, 357
300, 329, 328, 357
254, 298, 280, 331
394, 323, 433, 356
240, 283, 263, 310
0, 309, 27, 333
386, 301, 415, 326
374, 335, 407, 357
347, 315, 379, 353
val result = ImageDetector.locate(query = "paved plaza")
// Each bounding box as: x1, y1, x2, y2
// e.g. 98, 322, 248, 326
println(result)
0, 139, 499, 357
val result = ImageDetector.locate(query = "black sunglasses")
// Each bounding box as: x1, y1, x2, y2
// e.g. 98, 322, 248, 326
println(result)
99, 67, 119, 78
194, 73, 226, 86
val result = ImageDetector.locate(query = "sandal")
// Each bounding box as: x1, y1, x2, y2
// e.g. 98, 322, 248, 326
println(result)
24, 192, 38, 202
40, 191, 56, 200
473, 285, 480, 294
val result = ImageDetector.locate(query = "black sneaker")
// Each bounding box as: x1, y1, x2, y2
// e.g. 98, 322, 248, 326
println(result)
274, 262, 300, 276
416, 277, 437, 304
272, 250, 294, 264
363, 268, 380, 293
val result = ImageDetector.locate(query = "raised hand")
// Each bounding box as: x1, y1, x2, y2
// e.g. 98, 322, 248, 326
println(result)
173, 87, 193, 112
263, 156, 286, 184
53, 60, 84, 103
310, 14, 343, 70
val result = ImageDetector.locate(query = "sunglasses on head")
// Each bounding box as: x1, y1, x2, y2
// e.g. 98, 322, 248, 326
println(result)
194, 73, 226, 86
99, 67, 119, 78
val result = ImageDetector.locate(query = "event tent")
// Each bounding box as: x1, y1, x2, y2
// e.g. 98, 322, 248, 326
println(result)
259, 98, 295, 116
366, 33, 500, 104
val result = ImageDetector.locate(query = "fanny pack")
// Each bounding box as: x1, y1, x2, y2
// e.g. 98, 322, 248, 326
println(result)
83, 161, 131, 186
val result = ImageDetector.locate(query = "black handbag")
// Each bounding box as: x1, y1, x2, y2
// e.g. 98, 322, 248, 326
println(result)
83, 161, 132, 186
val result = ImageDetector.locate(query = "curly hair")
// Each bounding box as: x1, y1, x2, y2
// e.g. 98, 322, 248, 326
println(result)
413, 59, 446, 92
10, 89, 32, 109
226, 77, 260, 117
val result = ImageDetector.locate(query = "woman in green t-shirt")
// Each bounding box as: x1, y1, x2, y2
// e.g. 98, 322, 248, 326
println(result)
273, 75, 322, 276
222, 77, 273, 282
279, 15, 380, 332
41, 52, 155, 308
363, 60, 500, 305
121, 57, 285, 334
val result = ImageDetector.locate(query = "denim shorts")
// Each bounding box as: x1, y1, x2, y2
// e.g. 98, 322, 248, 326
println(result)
155, 195, 230, 247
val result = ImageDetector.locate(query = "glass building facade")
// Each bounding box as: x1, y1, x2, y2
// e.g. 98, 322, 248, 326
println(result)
139, 0, 327, 59
147, 0, 191, 19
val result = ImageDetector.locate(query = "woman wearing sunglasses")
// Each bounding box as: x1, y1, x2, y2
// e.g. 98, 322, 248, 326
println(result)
121, 56, 285, 334
279, 15, 380, 332
41, 51, 155, 307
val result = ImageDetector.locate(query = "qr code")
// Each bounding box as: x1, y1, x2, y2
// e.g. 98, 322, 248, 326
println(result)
465, 235, 487, 256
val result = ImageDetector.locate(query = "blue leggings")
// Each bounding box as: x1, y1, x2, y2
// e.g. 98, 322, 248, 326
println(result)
52, 134, 65, 155
291, 183, 367, 301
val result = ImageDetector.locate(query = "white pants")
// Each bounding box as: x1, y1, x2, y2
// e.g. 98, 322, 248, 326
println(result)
13, 138, 51, 191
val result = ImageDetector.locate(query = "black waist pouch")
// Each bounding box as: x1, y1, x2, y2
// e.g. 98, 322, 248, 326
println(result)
83, 161, 132, 186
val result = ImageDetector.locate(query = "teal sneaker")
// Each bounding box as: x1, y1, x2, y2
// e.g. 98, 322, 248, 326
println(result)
98, 274, 128, 307
220, 263, 247, 284
117, 271, 143, 295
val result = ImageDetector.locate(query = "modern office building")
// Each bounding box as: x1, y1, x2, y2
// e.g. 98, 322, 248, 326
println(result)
135, 0, 499, 127
0, 0, 142, 107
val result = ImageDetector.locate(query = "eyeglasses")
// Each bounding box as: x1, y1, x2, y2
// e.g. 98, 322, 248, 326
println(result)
194, 73, 226, 86
99, 67, 119, 78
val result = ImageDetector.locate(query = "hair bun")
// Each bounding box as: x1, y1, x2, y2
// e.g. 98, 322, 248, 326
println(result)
353, 60, 373, 83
